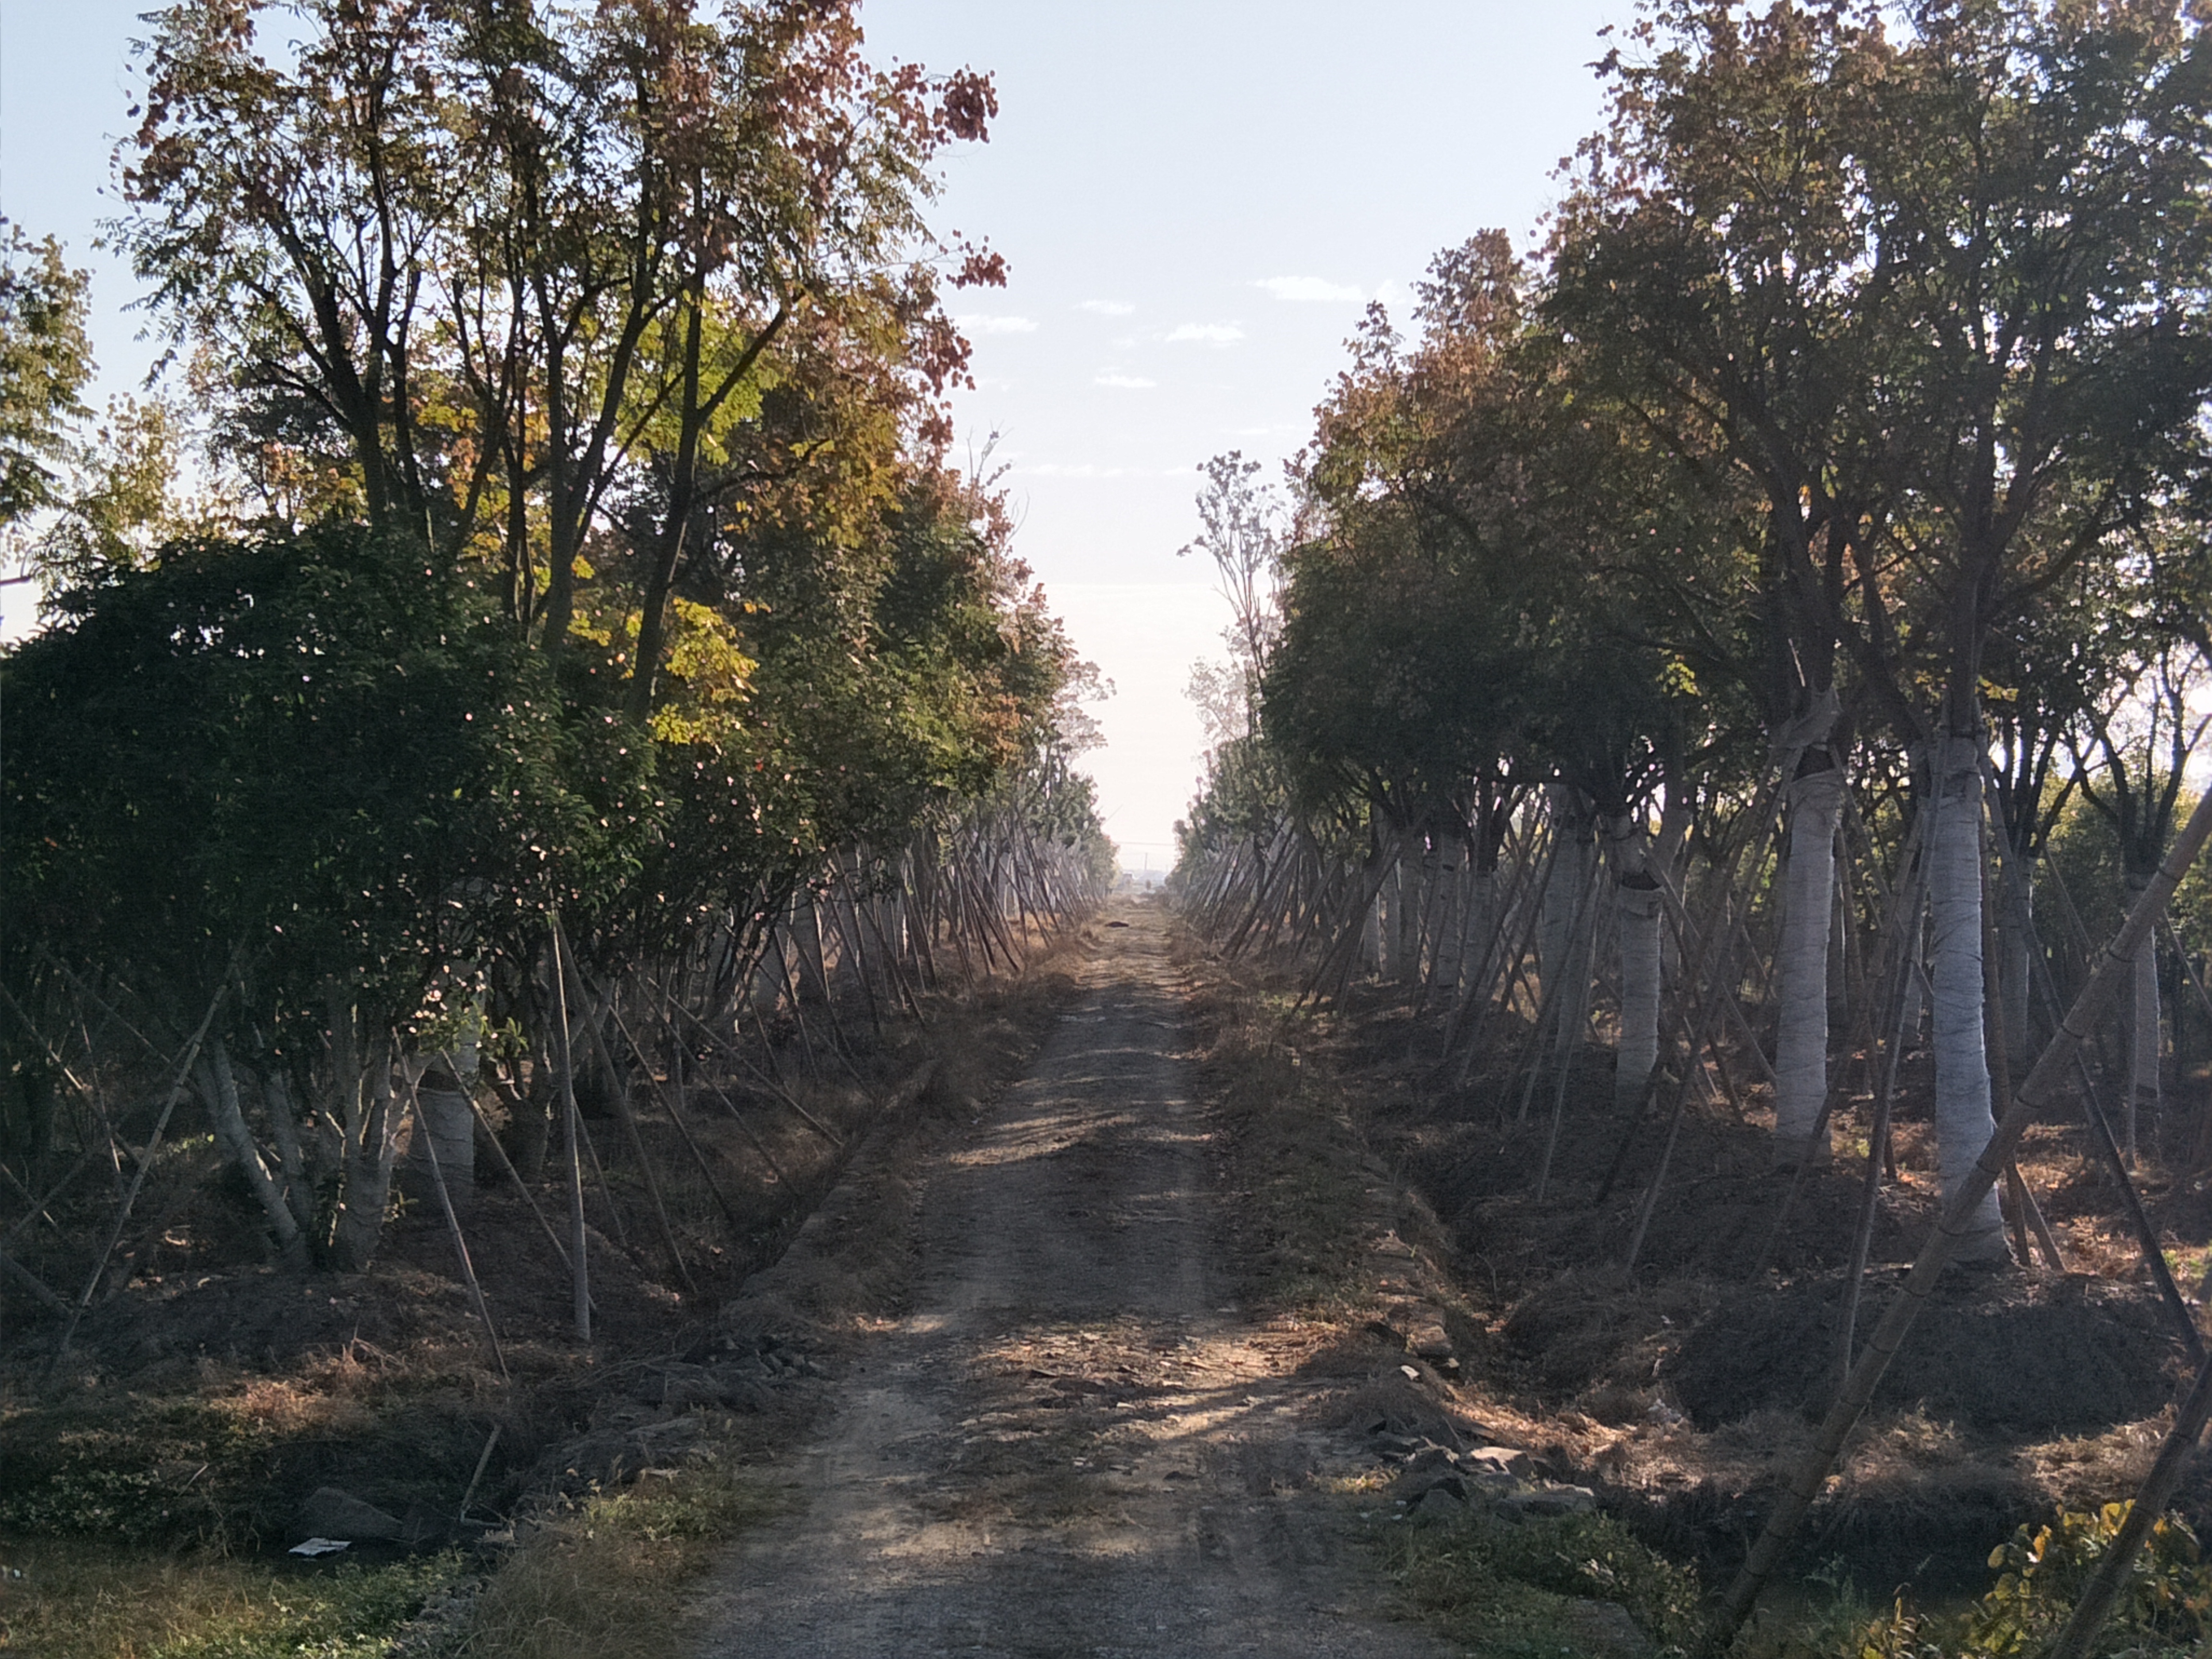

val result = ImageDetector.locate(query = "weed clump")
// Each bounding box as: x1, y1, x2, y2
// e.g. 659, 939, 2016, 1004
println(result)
458, 1447, 782, 1659
1768, 1503, 2212, 1659
0, 1541, 470, 1659
1380, 1508, 1702, 1656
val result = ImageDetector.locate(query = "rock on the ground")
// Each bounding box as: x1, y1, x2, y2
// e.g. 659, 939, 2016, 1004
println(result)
1462, 1445, 1535, 1480
295, 1487, 407, 1543
1500, 1483, 1598, 1519
1407, 1485, 1467, 1526
1402, 1445, 1457, 1478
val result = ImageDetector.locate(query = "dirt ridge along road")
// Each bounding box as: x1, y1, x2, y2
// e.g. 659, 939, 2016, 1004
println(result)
691, 904, 1451, 1658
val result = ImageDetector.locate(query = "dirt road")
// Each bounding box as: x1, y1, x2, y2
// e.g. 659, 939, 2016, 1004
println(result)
692, 905, 1449, 1658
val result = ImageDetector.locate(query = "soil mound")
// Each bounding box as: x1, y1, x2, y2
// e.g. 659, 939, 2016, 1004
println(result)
1666, 1270, 2181, 1433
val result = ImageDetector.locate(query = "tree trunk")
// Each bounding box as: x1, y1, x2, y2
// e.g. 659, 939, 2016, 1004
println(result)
1998, 851, 2037, 1077
1388, 854, 1418, 985
409, 1068, 476, 1214
1541, 788, 1596, 1055
1429, 845, 1465, 995
1929, 734, 2008, 1261
1605, 809, 1661, 1113
1616, 874, 1663, 1113
1463, 863, 1498, 1000
2126, 870, 2158, 1162
196, 1036, 308, 1267
1773, 759, 1845, 1165
332, 1032, 399, 1273
792, 893, 830, 1003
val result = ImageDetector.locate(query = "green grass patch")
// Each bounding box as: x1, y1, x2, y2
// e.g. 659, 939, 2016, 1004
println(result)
0, 1537, 470, 1659
1378, 1508, 1703, 1657
455, 1444, 784, 1659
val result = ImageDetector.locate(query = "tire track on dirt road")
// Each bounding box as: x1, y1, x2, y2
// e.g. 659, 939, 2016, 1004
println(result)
691, 904, 1449, 1658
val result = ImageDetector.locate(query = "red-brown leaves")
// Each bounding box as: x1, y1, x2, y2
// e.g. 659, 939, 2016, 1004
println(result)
937, 67, 997, 143
951, 240, 1008, 290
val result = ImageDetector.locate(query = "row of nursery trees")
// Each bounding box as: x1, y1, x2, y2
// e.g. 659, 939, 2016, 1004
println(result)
0, 0, 1111, 1308
1179, 0, 2212, 1269
1179, 7, 2212, 1635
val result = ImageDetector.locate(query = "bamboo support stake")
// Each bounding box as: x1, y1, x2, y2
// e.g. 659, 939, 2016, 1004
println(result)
52, 968, 230, 1368
562, 970, 696, 1298
551, 922, 589, 1345
609, 1005, 750, 1238
1709, 782, 2212, 1651
407, 1077, 509, 1381
2044, 1345, 2212, 1659
2023, 934, 2200, 1354
0, 1241, 66, 1314
460, 1088, 580, 1280
668, 1023, 795, 1188
663, 989, 843, 1148
2, 1153, 91, 1252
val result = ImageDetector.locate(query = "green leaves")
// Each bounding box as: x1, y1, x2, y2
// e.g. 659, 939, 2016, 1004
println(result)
2, 524, 604, 1037
0, 230, 94, 529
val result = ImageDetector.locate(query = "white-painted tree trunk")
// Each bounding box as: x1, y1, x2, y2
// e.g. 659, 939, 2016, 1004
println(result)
1389, 854, 1419, 985
1430, 846, 1465, 994
1772, 763, 1845, 1164
1653, 784, 1694, 988
1540, 786, 1596, 1054
1463, 864, 1498, 999
1827, 835, 1852, 1030
1609, 811, 1663, 1112
1928, 735, 2008, 1261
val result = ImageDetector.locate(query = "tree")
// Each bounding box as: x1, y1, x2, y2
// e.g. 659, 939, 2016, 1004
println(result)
1552, 0, 2212, 1248
2071, 649, 2203, 1158
118, 0, 1002, 706
0, 229, 94, 531
2, 523, 609, 1265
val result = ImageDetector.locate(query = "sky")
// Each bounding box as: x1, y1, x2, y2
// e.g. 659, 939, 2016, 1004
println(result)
0, 0, 1635, 869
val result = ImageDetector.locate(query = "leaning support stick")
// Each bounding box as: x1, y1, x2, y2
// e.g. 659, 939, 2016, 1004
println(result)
2044, 1342, 2212, 1659
550, 919, 589, 1345
51, 966, 231, 1370
407, 1074, 509, 1382
1708, 782, 2212, 1652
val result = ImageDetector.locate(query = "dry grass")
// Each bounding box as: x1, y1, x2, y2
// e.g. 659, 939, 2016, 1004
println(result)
0, 924, 1091, 1659
1173, 943, 1374, 1314
455, 1443, 783, 1659
452, 923, 1094, 1655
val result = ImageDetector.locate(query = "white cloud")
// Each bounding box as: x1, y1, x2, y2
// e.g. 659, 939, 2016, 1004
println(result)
1166, 322, 1244, 345
1094, 371, 1156, 390
956, 314, 1038, 335
1079, 299, 1135, 316
1255, 276, 1366, 303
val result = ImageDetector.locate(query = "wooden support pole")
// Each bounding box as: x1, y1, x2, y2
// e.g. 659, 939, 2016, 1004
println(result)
551, 922, 589, 1345
52, 968, 230, 1368
1708, 783, 2212, 1651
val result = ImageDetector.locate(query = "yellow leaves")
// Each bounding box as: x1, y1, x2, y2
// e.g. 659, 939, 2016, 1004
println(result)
649, 598, 757, 747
